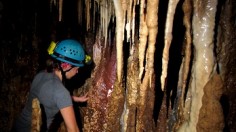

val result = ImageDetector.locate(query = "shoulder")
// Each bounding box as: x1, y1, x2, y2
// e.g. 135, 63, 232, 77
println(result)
32, 71, 49, 83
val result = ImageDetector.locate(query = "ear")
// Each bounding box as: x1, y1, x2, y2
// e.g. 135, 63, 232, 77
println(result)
60, 62, 71, 69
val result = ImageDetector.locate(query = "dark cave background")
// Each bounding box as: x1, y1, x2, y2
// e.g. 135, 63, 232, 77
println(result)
0, 0, 236, 131
0, 0, 91, 131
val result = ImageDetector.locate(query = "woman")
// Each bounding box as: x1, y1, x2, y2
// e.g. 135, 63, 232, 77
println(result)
14, 39, 89, 132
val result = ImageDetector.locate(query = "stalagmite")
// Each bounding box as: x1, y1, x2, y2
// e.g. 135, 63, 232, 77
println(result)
59, 0, 63, 21
178, 0, 218, 131
121, 45, 139, 132
113, 0, 125, 82
197, 74, 224, 131
120, 0, 138, 132
161, 0, 180, 91
31, 98, 41, 132
137, 72, 150, 131
83, 38, 118, 131
156, 91, 168, 131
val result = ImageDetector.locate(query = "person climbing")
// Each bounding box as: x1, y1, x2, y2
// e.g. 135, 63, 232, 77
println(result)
13, 39, 90, 132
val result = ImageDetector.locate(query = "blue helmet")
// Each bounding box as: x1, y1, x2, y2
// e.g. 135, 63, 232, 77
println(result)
50, 39, 85, 67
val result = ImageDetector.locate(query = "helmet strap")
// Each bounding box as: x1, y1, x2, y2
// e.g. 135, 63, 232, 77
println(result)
59, 64, 66, 85
64, 66, 74, 73
59, 64, 74, 85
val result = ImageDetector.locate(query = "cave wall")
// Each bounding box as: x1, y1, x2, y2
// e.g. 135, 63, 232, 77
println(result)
0, 0, 236, 131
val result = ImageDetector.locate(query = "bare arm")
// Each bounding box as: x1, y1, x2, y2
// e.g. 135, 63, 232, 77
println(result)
60, 106, 79, 132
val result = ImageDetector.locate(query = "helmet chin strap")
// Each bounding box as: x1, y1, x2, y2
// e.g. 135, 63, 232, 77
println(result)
59, 64, 74, 85
59, 65, 66, 85
64, 66, 74, 72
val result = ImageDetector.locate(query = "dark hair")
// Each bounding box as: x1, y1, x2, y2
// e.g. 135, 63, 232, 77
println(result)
46, 56, 67, 85
45, 57, 61, 72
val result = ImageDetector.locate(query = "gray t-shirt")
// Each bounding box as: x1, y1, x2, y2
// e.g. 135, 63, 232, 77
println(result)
14, 71, 72, 132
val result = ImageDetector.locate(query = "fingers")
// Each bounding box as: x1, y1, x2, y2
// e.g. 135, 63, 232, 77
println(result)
72, 92, 90, 103
80, 93, 89, 100
83, 92, 88, 97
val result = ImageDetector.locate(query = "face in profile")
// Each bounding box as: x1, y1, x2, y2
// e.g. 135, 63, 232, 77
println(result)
61, 63, 79, 79
66, 67, 79, 79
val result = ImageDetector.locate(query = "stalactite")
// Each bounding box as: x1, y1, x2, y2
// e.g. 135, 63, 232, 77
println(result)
125, 0, 131, 42
50, 0, 56, 12
135, 0, 158, 126
99, 2, 104, 40
138, 0, 148, 79
146, 0, 159, 87
178, 0, 218, 131
180, 0, 192, 109
172, 0, 193, 130
161, 0, 180, 91
137, 0, 159, 130
59, 0, 63, 21
104, 2, 108, 45
125, 0, 136, 43
131, 0, 137, 45
78, 0, 83, 26
86, 0, 91, 31
92, 0, 96, 32
100, 1, 107, 46
113, 0, 125, 82
98, 0, 115, 47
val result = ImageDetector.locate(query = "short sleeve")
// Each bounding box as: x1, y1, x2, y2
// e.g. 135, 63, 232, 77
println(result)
53, 83, 73, 109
